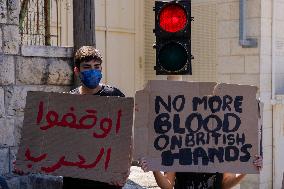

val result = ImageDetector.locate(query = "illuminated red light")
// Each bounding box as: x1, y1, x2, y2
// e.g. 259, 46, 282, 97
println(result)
159, 4, 187, 33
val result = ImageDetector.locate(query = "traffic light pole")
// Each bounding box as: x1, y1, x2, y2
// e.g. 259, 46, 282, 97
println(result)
167, 75, 182, 81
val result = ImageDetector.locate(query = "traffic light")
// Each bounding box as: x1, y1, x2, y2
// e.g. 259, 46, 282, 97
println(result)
154, 0, 192, 75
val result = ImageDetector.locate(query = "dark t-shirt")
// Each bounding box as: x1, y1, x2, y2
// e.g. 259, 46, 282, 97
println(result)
63, 84, 125, 189
69, 84, 125, 97
174, 172, 223, 189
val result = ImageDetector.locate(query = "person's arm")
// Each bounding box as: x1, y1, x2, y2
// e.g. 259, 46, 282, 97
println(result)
153, 171, 176, 189
222, 173, 246, 189
222, 155, 263, 189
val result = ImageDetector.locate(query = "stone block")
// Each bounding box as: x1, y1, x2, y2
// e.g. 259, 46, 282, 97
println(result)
247, 18, 261, 37
230, 73, 260, 87
47, 58, 73, 85
16, 57, 73, 86
217, 3, 231, 21
0, 87, 4, 118
0, 147, 9, 174
0, 55, 15, 85
217, 0, 237, 3
217, 74, 231, 83
240, 174, 259, 189
262, 109, 272, 129
217, 39, 231, 56
3, 25, 19, 55
0, 26, 3, 52
275, 1, 284, 21
260, 18, 272, 38
16, 56, 48, 85
262, 146, 272, 165
261, 0, 272, 19
260, 55, 272, 74
262, 127, 272, 148
276, 20, 284, 39
7, 174, 62, 189
262, 102, 272, 112
259, 181, 272, 189
4, 85, 71, 116
217, 56, 245, 74
0, 145, 17, 174
247, 0, 261, 18
259, 164, 272, 184
245, 56, 260, 73
0, 118, 15, 145
259, 37, 271, 56
260, 73, 271, 92
218, 20, 239, 39
7, 0, 19, 24
228, 1, 239, 20
259, 91, 272, 103
0, 0, 7, 24
21, 45, 73, 58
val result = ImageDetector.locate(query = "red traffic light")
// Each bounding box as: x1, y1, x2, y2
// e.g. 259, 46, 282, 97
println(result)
159, 4, 187, 33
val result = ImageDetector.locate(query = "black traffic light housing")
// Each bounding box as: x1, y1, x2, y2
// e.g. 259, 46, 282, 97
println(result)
154, 0, 193, 75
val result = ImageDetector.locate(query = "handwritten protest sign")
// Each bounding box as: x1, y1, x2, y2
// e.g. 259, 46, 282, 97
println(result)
134, 80, 262, 174
282, 172, 284, 189
16, 91, 134, 183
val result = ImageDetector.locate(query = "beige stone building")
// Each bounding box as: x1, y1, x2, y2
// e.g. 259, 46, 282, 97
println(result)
94, 1, 283, 187
1, 0, 284, 188
66, 0, 284, 188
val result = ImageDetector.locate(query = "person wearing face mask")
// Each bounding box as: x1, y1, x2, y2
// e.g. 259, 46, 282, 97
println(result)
63, 46, 127, 189
69, 46, 125, 97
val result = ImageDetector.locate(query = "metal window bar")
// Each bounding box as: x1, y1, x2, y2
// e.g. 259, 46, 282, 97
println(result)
19, 0, 61, 46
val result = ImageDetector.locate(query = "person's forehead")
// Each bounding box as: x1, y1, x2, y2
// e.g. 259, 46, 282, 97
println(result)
81, 60, 101, 66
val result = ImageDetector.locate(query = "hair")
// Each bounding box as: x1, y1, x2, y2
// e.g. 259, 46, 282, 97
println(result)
74, 46, 103, 68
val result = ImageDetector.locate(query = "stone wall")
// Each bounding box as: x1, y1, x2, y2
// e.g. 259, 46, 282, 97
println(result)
0, 0, 73, 187
217, 0, 273, 188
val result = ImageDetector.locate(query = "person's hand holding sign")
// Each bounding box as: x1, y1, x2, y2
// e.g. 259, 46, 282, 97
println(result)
253, 155, 263, 171
12, 161, 29, 176
222, 155, 263, 189
140, 157, 149, 172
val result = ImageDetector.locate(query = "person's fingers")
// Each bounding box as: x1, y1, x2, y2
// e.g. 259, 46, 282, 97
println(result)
13, 168, 23, 175
254, 155, 262, 160
114, 181, 125, 187
253, 157, 263, 163
141, 165, 149, 172
141, 159, 147, 164
253, 157, 263, 171
253, 162, 262, 167
253, 159, 261, 163
141, 162, 147, 168
255, 160, 262, 164
140, 157, 147, 163
140, 162, 147, 168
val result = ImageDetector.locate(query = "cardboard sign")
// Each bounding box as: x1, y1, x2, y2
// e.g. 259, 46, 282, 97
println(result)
134, 80, 261, 174
282, 172, 284, 189
16, 91, 134, 183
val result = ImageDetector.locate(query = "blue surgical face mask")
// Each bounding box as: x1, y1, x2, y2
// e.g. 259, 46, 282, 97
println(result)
79, 69, 102, 89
